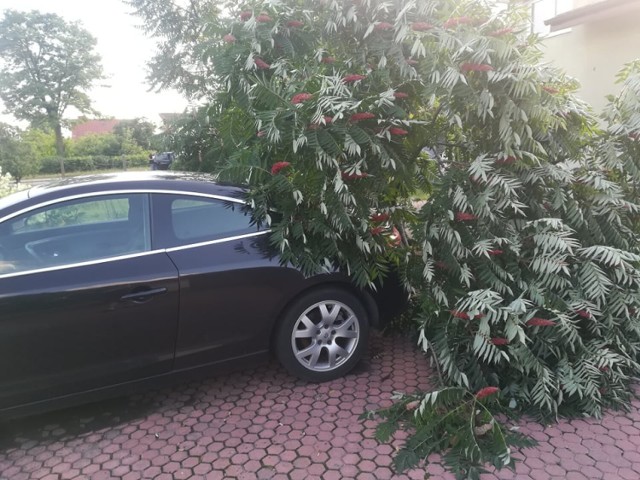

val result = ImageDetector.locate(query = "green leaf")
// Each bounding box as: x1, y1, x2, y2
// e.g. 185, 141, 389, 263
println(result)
393, 449, 420, 473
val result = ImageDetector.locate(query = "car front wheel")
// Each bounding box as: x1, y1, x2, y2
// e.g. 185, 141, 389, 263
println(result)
275, 288, 369, 382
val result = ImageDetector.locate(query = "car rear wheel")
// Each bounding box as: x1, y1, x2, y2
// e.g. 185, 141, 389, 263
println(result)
275, 288, 369, 382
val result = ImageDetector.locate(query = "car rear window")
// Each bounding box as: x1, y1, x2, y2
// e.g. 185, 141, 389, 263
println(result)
152, 194, 262, 248
171, 198, 253, 241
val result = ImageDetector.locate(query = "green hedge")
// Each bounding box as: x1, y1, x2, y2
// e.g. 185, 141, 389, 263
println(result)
39, 154, 150, 174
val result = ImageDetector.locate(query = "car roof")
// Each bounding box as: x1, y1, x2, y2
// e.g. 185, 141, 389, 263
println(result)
26, 171, 247, 202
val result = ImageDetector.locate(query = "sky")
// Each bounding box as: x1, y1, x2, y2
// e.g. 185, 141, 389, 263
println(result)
0, 0, 189, 126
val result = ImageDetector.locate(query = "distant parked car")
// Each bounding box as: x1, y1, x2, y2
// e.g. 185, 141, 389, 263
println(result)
0, 172, 400, 418
150, 152, 174, 170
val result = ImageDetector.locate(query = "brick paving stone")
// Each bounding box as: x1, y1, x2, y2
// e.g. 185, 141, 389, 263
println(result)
566, 472, 589, 480
556, 422, 575, 433
626, 450, 640, 464
257, 467, 277, 479
608, 428, 628, 440
1, 334, 640, 479
307, 463, 326, 476
558, 458, 582, 472
528, 431, 549, 443
574, 453, 597, 467
583, 465, 608, 477
58, 468, 78, 479
588, 424, 608, 435
529, 468, 549, 480
545, 464, 567, 476
356, 473, 377, 480
373, 466, 395, 479
620, 468, 640, 480
357, 460, 377, 473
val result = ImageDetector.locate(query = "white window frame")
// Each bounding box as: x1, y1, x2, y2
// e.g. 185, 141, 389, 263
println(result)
531, 0, 573, 36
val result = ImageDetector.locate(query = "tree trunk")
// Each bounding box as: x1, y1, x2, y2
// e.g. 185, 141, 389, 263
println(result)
54, 122, 65, 176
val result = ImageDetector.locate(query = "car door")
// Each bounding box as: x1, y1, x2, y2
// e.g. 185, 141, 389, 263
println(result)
0, 193, 179, 410
151, 193, 304, 370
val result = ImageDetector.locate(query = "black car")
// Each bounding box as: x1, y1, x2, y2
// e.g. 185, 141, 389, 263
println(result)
0, 172, 396, 418
150, 152, 174, 170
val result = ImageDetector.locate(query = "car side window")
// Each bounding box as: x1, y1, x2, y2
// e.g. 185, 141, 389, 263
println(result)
0, 194, 151, 275
12, 197, 130, 233
153, 194, 259, 248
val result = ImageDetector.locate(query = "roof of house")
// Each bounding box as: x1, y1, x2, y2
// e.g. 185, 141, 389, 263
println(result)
71, 119, 121, 139
546, 0, 640, 31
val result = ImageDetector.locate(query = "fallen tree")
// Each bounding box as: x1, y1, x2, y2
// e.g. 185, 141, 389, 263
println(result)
129, 0, 640, 476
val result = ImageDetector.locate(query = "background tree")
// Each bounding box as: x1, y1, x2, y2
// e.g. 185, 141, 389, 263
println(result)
68, 133, 125, 158
0, 10, 104, 173
161, 107, 247, 172
126, 0, 222, 98
0, 123, 21, 172
69, 131, 148, 157
112, 118, 159, 151
0, 123, 40, 182
20, 128, 57, 161
0, 166, 21, 197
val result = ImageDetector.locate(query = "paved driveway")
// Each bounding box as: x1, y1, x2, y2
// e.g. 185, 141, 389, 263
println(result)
1, 334, 639, 480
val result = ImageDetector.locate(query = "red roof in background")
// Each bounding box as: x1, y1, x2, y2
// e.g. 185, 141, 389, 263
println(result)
72, 119, 121, 139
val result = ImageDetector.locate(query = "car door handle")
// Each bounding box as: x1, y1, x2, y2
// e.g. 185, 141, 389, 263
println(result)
120, 287, 168, 303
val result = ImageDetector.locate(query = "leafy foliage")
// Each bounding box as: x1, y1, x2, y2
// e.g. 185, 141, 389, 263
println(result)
365, 387, 535, 479
131, 0, 640, 476
125, 0, 222, 97
136, 0, 428, 284
0, 166, 26, 197
411, 53, 640, 419
0, 123, 41, 181
0, 120, 153, 178
38, 154, 150, 175
601, 60, 640, 205
112, 118, 160, 151
68, 132, 147, 157
159, 107, 228, 172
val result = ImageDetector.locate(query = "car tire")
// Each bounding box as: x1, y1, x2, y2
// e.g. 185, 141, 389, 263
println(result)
275, 288, 369, 382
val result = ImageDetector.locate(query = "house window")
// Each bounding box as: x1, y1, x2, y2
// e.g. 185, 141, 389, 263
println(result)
531, 0, 573, 35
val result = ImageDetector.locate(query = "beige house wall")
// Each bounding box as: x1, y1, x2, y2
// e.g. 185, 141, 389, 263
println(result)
541, 5, 640, 112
